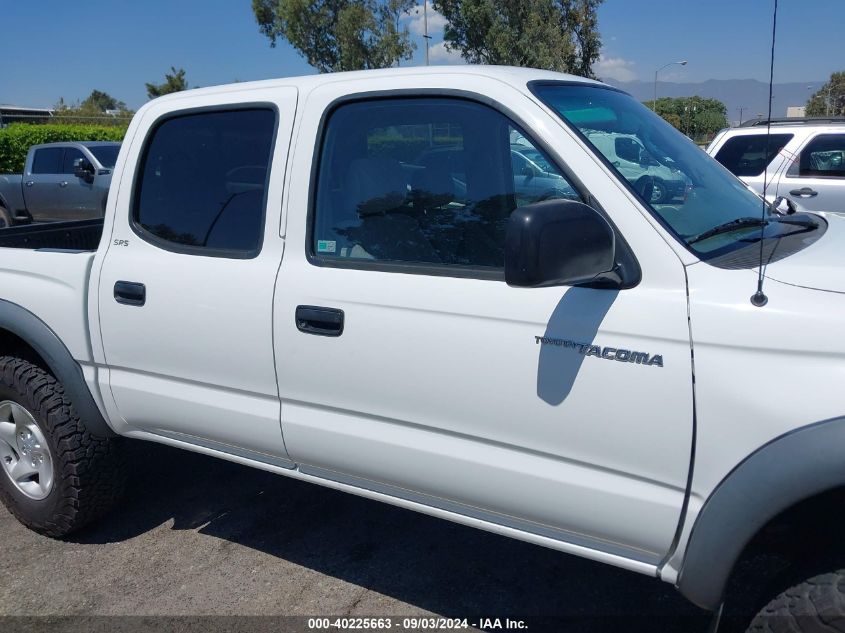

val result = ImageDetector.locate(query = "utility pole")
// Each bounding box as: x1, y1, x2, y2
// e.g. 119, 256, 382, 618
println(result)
827, 85, 833, 116
737, 106, 746, 126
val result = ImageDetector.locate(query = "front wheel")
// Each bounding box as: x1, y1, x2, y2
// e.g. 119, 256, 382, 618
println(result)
746, 570, 845, 632
0, 356, 125, 537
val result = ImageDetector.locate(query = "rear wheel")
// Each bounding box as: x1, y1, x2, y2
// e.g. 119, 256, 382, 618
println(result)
0, 356, 125, 537
0, 205, 12, 228
746, 570, 845, 632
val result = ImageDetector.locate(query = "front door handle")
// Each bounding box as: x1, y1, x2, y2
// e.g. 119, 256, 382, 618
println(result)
789, 187, 818, 198
25, 181, 34, 187
114, 281, 146, 306
295, 305, 344, 337
59, 181, 68, 188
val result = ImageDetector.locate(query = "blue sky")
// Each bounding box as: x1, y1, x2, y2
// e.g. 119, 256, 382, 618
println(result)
1, 0, 842, 110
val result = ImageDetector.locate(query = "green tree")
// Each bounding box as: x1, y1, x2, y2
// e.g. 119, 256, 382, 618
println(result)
642, 96, 728, 141
252, 0, 416, 72
52, 90, 132, 126
431, 0, 603, 77
146, 67, 190, 99
806, 71, 844, 116
80, 90, 126, 112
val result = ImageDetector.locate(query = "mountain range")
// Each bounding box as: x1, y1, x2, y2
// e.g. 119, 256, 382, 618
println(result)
605, 78, 826, 124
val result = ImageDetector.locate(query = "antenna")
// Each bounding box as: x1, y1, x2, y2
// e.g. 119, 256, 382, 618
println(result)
423, 0, 431, 66
750, 0, 778, 308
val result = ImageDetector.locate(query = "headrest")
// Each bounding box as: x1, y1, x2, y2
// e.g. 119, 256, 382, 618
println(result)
345, 157, 407, 217
411, 162, 454, 209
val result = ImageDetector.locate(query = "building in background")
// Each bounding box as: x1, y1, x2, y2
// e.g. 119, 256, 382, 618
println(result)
0, 105, 53, 127
786, 106, 807, 118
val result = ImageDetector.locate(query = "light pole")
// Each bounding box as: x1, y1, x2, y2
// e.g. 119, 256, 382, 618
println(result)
737, 106, 746, 126
653, 60, 688, 110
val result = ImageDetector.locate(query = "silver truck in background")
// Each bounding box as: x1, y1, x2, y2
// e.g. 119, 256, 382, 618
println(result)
0, 141, 120, 227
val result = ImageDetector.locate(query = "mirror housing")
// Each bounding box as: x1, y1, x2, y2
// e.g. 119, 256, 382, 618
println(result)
73, 157, 95, 183
505, 199, 617, 288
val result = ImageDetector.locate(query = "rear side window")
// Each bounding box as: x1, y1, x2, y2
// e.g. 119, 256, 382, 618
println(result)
311, 97, 580, 270
790, 134, 845, 178
133, 108, 275, 257
714, 134, 793, 177
31, 148, 63, 174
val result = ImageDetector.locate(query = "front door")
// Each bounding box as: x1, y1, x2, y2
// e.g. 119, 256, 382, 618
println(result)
56, 146, 96, 220
98, 90, 297, 465
275, 88, 694, 565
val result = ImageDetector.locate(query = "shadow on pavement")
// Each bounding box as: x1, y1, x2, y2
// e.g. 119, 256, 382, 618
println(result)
72, 440, 711, 632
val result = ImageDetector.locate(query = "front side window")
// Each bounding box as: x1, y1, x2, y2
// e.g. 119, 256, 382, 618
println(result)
714, 134, 793, 177
61, 148, 84, 174
312, 97, 580, 270
533, 84, 823, 258
789, 134, 845, 178
31, 148, 63, 174
89, 145, 120, 169
133, 108, 275, 256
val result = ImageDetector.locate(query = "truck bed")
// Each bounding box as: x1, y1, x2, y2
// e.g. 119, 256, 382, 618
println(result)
0, 218, 104, 251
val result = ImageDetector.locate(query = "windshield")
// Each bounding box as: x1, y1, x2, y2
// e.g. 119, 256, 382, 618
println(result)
532, 83, 781, 257
88, 145, 120, 168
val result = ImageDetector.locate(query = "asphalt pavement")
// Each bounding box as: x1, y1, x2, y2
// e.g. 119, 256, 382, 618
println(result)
0, 440, 711, 632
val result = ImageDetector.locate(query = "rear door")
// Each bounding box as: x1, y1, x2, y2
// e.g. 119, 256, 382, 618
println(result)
776, 133, 845, 213
274, 78, 694, 565
96, 88, 297, 465
24, 146, 65, 221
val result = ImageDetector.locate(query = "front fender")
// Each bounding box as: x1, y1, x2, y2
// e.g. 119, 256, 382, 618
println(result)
677, 416, 845, 610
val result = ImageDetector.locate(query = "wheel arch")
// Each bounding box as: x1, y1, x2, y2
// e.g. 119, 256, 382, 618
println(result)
676, 416, 845, 610
0, 298, 114, 437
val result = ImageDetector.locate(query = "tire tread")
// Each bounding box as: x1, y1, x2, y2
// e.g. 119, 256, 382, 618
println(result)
0, 355, 124, 537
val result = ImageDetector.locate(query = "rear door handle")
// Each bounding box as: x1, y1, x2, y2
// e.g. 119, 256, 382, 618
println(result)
789, 187, 818, 198
295, 305, 344, 337
114, 281, 146, 306
25, 181, 34, 187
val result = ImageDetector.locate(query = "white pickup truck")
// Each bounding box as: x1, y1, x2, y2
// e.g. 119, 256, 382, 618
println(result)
1, 66, 843, 631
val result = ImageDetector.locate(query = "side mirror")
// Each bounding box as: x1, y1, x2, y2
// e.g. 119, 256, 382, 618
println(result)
774, 196, 797, 215
73, 157, 95, 183
505, 199, 617, 288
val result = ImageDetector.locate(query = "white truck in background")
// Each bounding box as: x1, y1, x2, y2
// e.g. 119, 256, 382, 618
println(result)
1, 66, 844, 632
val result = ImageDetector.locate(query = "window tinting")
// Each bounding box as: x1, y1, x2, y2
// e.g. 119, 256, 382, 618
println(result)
714, 134, 793, 177
134, 108, 275, 255
312, 98, 580, 269
31, 148, 63, 174
89, 145, 120, 168
792, 134, 845, 178
61, 148, 85, 174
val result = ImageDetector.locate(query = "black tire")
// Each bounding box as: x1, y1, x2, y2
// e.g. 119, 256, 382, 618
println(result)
0, 204, 12, 229
0, 356, 125, 537
747, 570, 845, 632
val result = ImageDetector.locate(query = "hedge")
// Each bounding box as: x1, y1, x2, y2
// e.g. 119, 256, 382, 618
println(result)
0, 123, 127, 173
